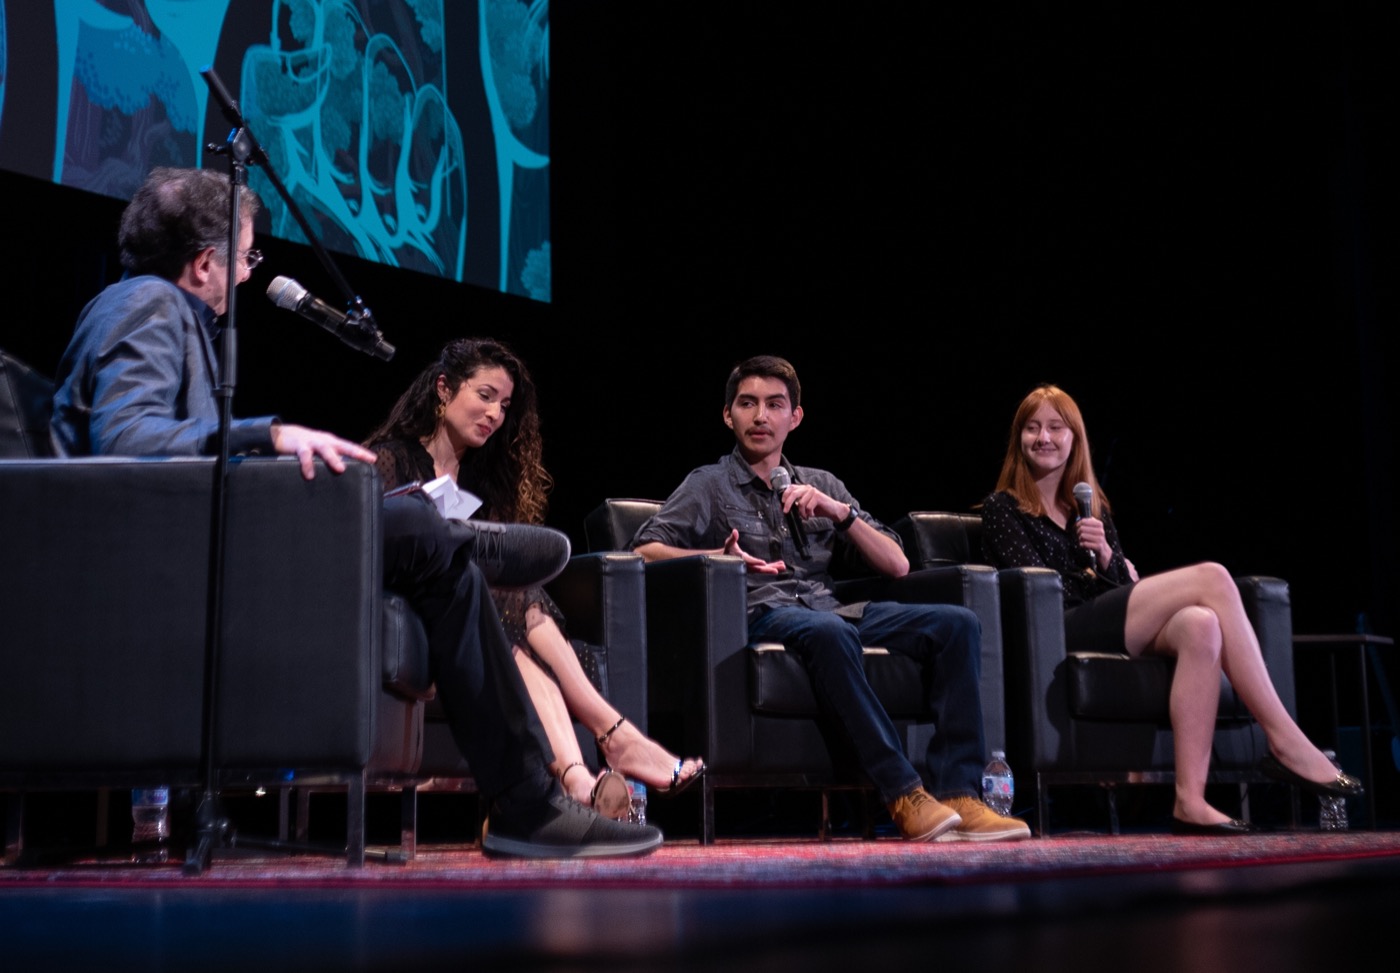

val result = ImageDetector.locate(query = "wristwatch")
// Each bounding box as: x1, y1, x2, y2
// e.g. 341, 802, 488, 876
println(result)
834, 504, 858, 532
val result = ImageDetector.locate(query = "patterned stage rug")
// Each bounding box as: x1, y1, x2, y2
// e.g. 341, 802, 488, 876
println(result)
4, 831, 1399, 891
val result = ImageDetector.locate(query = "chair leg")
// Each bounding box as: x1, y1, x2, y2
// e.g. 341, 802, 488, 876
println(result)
4, 793, 23, 865
701, 777, 716, 845
1106, 785, 1121, 835
819, 790, 831, 841
345, 773, 366, 867
399, 786, 417, 860
94, 788, 110, 849
295, 789, 312, 843
277, 787, 291, 842
1036, 773, 1050, 837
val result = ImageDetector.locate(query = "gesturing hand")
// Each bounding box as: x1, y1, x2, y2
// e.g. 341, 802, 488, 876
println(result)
722, 528, 786, 575
271, 423, 377, 480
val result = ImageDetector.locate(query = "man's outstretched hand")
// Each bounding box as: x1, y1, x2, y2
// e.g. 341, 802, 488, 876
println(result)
722, 528, 786, 574
271, 423, 377, 479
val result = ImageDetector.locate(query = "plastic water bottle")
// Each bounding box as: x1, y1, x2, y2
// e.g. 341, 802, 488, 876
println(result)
628, 781, 648, 826
982, 750, 1014, 816
1318, 750, 1348, 832
131, 787, 170, 862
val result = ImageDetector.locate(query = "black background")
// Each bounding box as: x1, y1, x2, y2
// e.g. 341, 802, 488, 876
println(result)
3, 1, 1395, 640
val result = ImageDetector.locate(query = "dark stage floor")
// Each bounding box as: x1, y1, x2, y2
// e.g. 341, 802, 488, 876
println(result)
4, 832, 1397, 973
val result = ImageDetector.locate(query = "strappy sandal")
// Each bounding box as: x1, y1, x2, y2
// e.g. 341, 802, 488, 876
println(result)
596, 717, 706, 798
561, 761, 630, 820
590, 769, 631, 821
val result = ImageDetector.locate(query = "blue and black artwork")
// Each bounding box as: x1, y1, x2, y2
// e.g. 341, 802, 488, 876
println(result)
0, 0, 549, 301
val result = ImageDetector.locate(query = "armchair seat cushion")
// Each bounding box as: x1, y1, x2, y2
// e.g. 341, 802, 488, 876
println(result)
382, 594, 434, 701
748, 645, 929, 718
1065, 653, 1249, 724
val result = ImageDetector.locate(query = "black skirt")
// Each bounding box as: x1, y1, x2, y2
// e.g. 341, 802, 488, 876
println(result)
1062, 582, 1137, 654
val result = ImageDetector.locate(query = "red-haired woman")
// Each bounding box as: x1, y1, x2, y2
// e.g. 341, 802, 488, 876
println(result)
981, 384, 1359, 833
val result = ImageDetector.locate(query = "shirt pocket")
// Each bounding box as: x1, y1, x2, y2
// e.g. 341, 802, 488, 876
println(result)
718, 501, 781, 563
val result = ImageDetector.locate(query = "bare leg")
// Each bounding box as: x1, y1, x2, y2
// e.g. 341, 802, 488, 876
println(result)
523, 605, 703, 790
512, 646, 595, 804
1124, 563, 1338, 817
1139, 606, 1230, 824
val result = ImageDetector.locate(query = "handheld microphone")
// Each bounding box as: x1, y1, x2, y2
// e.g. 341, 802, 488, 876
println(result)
267, 276, 395, 361
769, 466, 810, 559
1072, 481, 1097, 571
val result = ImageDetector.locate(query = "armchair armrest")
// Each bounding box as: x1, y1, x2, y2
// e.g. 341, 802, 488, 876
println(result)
997, 566, 1069, 771
545, 552, 649, 733
1236, 575, 1295, 718
640, 555, 749, 760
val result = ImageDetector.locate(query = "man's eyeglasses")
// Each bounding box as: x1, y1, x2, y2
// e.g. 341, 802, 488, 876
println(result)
241, 248, 265, 270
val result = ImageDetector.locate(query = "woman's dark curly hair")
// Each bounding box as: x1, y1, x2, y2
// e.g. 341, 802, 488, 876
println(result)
366, 338, 551, 524
119, 167, 260, 280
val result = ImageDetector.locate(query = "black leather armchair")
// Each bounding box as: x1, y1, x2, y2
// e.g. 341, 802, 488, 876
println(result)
0, 454, 425, 865
2, 348, 427, 864
897, 510, 1296, 834
586, 499, 1006, 844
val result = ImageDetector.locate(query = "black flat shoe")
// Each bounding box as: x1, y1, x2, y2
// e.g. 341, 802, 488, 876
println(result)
1259, 754, 1365, 798
1171, 817, 1258, 836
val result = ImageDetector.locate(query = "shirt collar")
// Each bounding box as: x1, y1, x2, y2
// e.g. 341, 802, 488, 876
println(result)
179, 286, 219, 333
724, 445, 801, 491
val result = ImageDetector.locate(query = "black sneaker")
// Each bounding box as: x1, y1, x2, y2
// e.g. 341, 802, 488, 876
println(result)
446, 520, 571, 590
482, 792, 663, 859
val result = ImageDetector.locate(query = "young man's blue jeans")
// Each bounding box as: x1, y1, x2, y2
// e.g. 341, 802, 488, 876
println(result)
746, 601, 986, 804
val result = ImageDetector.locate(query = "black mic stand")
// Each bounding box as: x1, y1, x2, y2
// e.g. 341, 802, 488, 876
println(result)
183, 68, 395, 875
183, 111, 249, 876
201, 70, 390, 352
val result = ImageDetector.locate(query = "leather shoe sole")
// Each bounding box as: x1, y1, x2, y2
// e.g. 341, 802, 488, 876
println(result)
1171, 817, 1258, 836
445, 520, 571, 590
483, 792, 663, 859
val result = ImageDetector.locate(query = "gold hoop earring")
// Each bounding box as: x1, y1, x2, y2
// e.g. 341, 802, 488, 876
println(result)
435, 401, 446, 419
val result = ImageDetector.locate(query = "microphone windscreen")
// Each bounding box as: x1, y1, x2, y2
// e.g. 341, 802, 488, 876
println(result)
770, 467, 791, 493
267, 276, 307, 310
1073, 481, 1094, 516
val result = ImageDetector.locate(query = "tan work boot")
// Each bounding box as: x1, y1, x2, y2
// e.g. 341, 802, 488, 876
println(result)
936, 796, 1032, 842
887, 787, 962, 842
